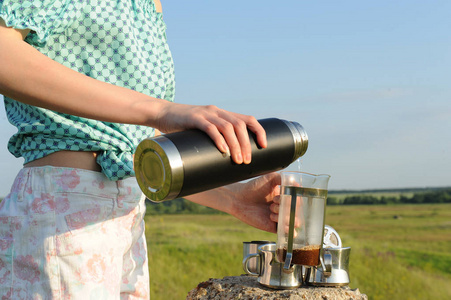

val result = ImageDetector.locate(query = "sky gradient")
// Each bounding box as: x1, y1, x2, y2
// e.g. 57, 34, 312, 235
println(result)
1, 0, 450, 196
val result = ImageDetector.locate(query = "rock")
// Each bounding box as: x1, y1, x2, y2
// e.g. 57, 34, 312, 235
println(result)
187, 275, 368, 300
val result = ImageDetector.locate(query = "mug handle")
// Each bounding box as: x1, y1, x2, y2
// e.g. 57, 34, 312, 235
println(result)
242, 253, 261, 276
320, 250, 333, 277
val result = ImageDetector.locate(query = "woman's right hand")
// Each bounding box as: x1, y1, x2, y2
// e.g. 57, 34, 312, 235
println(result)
155, 102, 267, 165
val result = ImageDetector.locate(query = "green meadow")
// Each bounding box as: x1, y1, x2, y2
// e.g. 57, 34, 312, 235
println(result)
147, 203, 451, 300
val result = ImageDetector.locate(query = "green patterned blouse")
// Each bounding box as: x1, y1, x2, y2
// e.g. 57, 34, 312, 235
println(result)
0, 0, 175, 180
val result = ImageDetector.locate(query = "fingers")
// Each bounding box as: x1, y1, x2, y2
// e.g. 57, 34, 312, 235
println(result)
229, 119, 250, 164
259, 173, 281, 223
199, 118, 246, 164
211, 116, 246, 164
245, 116, 267, 149
224, 114, 266, 164
270, 201, 279, 223
203, 106, 267, 165
271, 191, 305, 236
272, 203, 302, 229
197, 120, 230, 155
158, 103, 267, 165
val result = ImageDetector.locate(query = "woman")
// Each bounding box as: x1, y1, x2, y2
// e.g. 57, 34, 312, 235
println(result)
0, 0, 280, 298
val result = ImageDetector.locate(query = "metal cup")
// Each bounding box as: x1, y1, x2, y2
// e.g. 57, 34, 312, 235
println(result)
242, 241, 274, 276
305, 247, 351, 286
243, 243, 302, 289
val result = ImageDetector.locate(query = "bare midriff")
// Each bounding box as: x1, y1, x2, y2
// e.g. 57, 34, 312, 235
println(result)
24, 151, 102, 172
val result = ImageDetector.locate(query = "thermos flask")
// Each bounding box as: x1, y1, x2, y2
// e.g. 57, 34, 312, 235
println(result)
134, 118, 308, 202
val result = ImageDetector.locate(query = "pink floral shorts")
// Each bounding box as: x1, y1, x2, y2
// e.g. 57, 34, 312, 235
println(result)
0, 167, 149, 299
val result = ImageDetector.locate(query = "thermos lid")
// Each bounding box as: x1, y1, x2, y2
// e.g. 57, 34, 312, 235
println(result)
282, 120, 308, 160
134, 136, 184, 202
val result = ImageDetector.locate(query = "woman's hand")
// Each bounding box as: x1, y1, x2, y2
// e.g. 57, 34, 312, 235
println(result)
227, 172, 281, 233
186, 172, 281, 233
155, 102, 267, 165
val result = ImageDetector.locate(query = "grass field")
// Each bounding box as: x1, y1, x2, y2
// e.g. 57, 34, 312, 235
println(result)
146, 204, 451, 300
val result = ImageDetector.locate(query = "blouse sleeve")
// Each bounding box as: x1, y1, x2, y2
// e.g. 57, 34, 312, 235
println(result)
0, 0, 84, 46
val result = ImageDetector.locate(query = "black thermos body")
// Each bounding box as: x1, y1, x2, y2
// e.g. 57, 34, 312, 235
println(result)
134, 118, 308, 202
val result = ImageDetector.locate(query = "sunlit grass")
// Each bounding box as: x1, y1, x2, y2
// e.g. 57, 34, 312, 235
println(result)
147, 204, 451, 300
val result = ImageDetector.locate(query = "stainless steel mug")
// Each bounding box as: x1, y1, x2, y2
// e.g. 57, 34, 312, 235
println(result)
305, 247, 351, 286
243, 243, 302, 289
242, 241, 275, 276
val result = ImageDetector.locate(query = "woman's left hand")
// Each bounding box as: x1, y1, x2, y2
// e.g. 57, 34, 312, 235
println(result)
227, 172, 281, 233
186, 172, 281, 233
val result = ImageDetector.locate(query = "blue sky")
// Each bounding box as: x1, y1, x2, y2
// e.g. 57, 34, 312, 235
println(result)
1, 0, 450, 196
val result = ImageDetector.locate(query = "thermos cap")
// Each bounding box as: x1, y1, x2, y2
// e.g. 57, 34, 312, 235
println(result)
282, 120, 308, 159
134, 136, 184, 202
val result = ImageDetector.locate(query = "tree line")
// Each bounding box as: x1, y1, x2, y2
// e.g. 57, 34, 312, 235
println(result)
327, 188, 451, 205
145, 187, 451, 214
146, 198, 224, 215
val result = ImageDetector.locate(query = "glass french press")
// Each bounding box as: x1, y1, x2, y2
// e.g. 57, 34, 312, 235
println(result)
276, 171, 331, 270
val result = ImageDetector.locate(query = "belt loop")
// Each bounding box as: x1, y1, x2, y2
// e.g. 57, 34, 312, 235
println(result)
18, 169, 32, 202
116, 181, 123, 208
43, 167, 54, 194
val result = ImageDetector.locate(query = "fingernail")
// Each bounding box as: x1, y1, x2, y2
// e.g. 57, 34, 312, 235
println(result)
222, 144, 230, 155
235, 153, 243, 164
244, 154, 251, 164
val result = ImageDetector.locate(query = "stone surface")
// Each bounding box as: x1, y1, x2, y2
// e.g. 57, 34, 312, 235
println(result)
186, 275, 368, 300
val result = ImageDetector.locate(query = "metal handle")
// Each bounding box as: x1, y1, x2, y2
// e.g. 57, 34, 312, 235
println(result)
320, 251, 333, 277
323, 225, 342, 248
242, 253, 261, 276
284, 188, 297, 270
